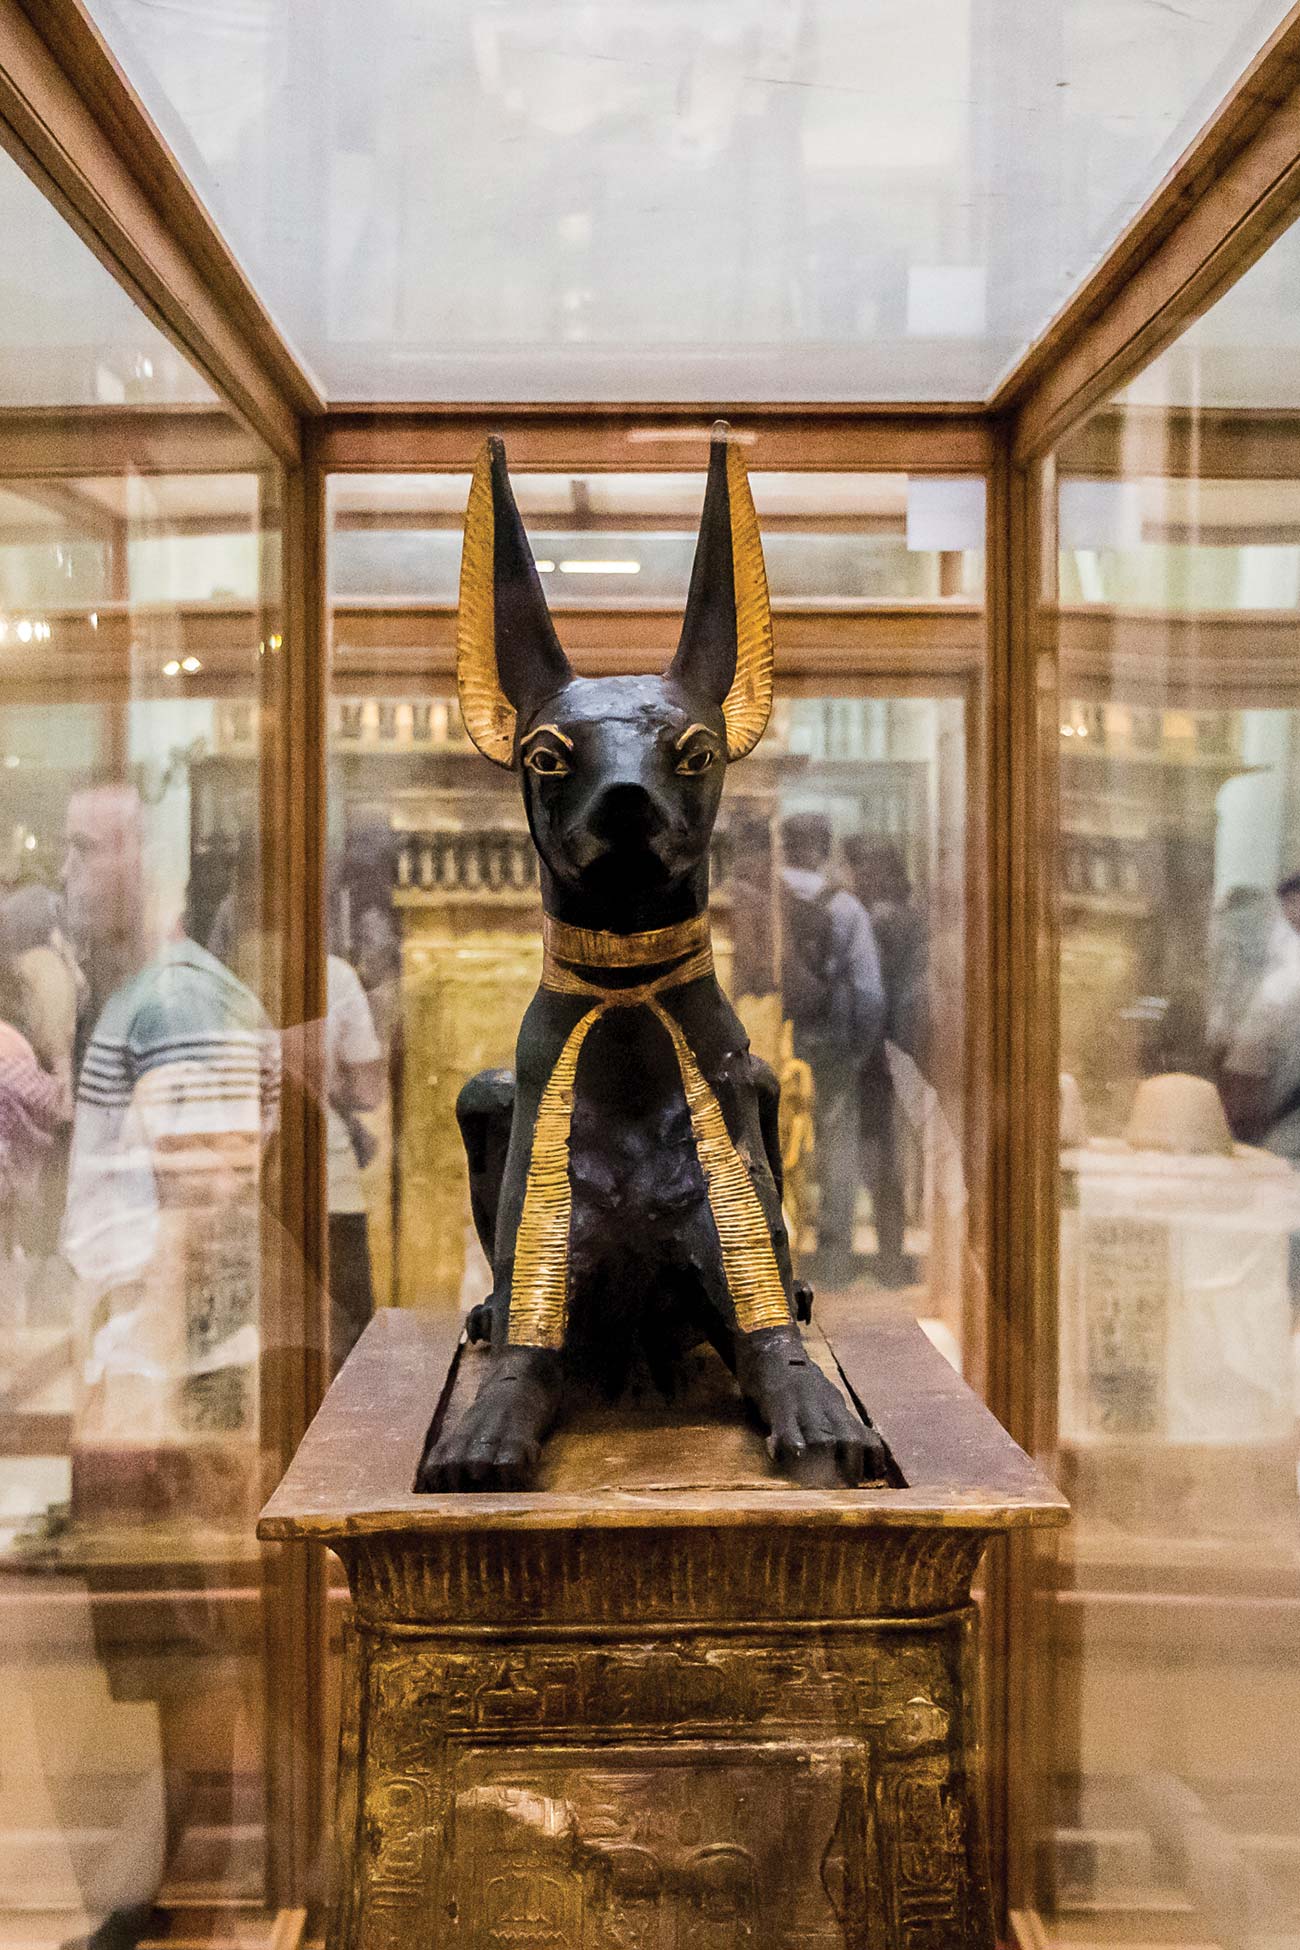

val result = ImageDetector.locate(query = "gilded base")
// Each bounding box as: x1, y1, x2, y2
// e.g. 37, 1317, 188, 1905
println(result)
259, 1303, 1066, 1950
334, 1606, 988, 1950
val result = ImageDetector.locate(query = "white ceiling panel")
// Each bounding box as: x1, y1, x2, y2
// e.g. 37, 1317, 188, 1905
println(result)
80, 0, 1294, 403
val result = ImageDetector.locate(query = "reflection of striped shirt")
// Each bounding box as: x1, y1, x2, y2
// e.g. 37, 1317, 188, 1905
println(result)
64, 938, 280, 1295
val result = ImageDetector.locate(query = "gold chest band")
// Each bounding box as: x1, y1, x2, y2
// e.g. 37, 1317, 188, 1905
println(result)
507, 918, 791, 1350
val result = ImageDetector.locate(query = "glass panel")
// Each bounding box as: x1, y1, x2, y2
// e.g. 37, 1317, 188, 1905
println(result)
1037, 218, 1300, 1945
82, 0, 1290, 400
330, 472, 984, 605
0, 148, 286, 1947
0, 154, 217, 408
325, 468, 985, 1381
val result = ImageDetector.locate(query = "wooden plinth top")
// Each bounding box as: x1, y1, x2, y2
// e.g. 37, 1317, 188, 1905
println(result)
258, 1301, 1066, 1544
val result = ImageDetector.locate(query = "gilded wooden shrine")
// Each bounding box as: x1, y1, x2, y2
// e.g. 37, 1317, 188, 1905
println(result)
259, 1301, 1066, 1949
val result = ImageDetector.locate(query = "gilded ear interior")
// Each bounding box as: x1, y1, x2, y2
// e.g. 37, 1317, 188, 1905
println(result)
667, 424, 774, 762
456, 443, 514, 766
719, 439, 774, 760
456, 437, 573, 768
460, 428, 772, 767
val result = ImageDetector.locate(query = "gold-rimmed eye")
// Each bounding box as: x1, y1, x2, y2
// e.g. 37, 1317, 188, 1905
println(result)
524, 744, 570, 778
675, 743, 717, 777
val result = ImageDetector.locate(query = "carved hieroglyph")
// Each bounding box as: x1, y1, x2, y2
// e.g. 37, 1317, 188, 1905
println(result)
339, 1620, 986, 1950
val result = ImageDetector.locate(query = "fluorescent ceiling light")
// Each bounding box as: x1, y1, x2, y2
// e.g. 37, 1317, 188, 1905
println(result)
627, 427, 756, 445
558, 559, 640, 575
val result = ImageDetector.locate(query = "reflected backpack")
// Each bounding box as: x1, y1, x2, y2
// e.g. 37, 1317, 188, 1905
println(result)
780, 880, 837, 1032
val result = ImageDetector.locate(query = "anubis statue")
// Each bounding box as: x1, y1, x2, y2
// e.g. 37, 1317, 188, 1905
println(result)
418, 425, 884, 1491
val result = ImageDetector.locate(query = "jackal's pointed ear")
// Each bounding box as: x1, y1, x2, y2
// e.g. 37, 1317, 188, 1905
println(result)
667, 422, 773, 761
457, 438, 574, 767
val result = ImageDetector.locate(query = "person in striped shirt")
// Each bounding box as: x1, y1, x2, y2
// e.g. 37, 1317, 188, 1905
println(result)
61, 779, 280, 1492
54, 779, 281, 1950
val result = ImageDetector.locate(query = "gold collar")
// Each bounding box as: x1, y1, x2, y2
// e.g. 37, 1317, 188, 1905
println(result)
541, 910, 710, 972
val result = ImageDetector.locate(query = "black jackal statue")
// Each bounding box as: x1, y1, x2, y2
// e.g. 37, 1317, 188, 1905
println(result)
418, 425, 883, 1492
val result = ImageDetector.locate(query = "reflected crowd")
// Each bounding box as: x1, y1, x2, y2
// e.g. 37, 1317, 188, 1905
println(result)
728, 804, 944, 1311
1, 789, 957, 1330
1, 777, 284, 1950
1, 771, 953, 1454
0, 754, 957, 1950
0, 772, 391, 1949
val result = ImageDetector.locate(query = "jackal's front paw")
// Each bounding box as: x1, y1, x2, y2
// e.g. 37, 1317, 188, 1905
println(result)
737, 1327, 888, 1487
415, 1347, 561, 1493
464, 1296, 495, 1344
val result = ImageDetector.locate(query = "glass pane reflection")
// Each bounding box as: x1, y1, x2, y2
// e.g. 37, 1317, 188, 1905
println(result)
81, 0, 1293, 400
328, 471, 984, 605
1040, 224, 1300, 1946
323, 681, 972, 1365
325, 465, 984, 1373
0, 149, 283, 1950
0, 148, 217, 410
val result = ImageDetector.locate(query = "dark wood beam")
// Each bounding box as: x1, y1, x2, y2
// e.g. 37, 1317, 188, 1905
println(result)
0, 598, 986, 701
318, 407, 995, 475
332, 509, 911, 537
0, 404, 267, 475
1057, 403, 1300, 480
0, 506, 913, 541
258, 430, 330, 1913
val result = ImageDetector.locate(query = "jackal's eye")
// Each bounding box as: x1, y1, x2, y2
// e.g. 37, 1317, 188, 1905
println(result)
675, 743, 717, 777
523, 744, 570, 778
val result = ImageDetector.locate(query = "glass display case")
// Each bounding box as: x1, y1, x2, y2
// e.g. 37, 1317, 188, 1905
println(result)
1019, 211, 1300, 1950
4, 2, 1300, 1945
321, 468, 987, 1366
0, 141, 291, 1950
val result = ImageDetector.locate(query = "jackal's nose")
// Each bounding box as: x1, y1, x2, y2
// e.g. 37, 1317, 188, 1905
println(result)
590, 781, 664, 845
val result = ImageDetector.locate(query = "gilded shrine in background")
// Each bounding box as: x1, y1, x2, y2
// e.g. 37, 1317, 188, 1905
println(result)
393, 814, 541, 1313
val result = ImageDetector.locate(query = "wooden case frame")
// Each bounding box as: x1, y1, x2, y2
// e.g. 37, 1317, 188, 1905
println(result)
7, 0, 1300, 1934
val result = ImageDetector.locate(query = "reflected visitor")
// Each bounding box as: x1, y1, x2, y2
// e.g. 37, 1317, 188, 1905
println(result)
843, 838, 925, 1288
1207, 882, 1296, 1065
354, 901, 401, 1056
727, 812, 778, 1003
62, 781, 281, 1414
0, 883, 80, 1308
779, 812, 885, 1288
0, 973, 65, 1304
0, 880, 82, 1119
1221, 870, 1300, 1164
326, 949, 385, 1374
843, 840, 927, 1066
57, 777, 280, 1950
